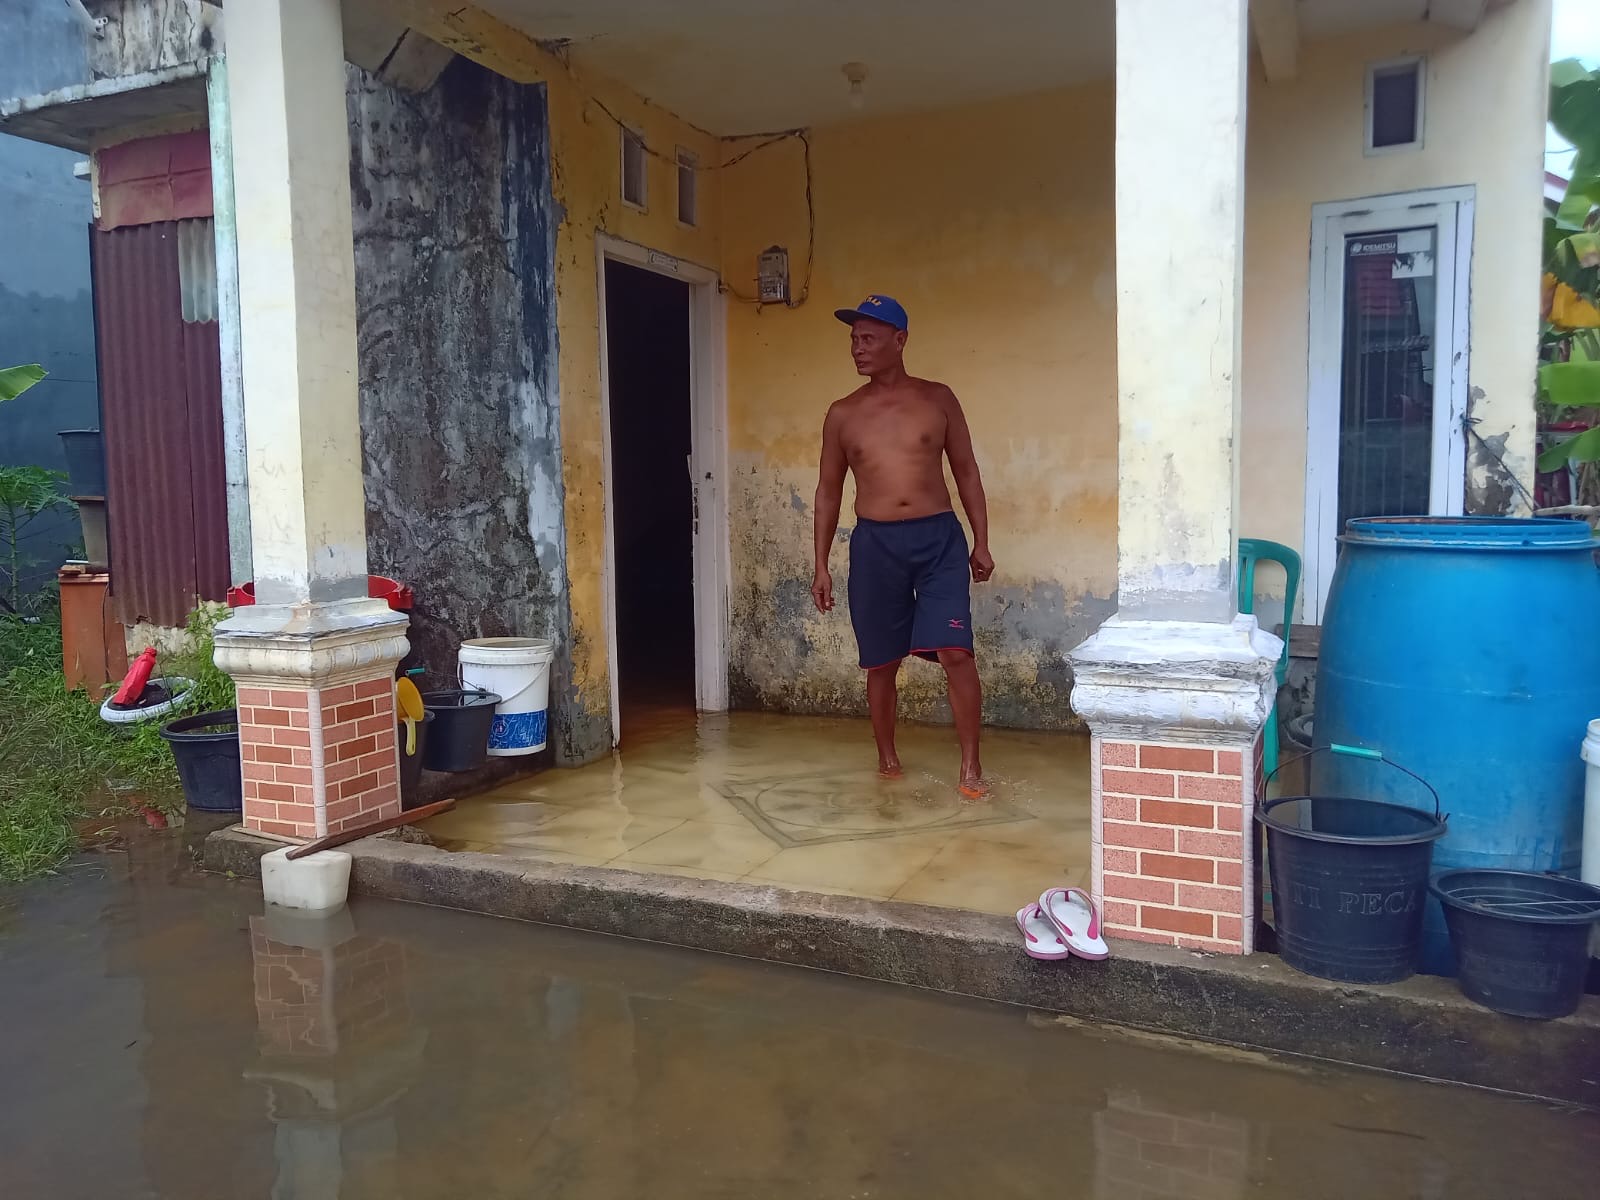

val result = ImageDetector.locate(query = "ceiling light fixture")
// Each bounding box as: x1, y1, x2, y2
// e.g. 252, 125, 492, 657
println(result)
842, 62, 868, 111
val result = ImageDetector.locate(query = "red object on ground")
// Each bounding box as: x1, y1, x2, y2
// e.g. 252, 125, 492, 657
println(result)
113, 647, 158, 706
226, 575, 414, 611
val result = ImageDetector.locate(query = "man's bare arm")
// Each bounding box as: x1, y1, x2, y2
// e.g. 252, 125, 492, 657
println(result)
941, 387, 993, 582
812, 404, 848, 612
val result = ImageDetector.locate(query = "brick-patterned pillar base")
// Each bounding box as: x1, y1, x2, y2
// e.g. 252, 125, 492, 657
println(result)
215, 602, 409, 841
236, 675, 403, 839
1095, 735, 1263, 952
1070, 615, 1281, 956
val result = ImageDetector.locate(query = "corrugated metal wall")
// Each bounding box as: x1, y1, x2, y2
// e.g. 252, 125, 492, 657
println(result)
91, 221, 229, 627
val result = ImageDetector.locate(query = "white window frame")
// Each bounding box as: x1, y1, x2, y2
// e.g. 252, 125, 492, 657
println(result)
1364, 56, 1426, 156
675, 147, 698, 228
1303, 186, 1474, 622
620, 126, 647, 211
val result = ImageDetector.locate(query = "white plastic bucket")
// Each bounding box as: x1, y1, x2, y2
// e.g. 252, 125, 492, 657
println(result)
459, 637, 554, 756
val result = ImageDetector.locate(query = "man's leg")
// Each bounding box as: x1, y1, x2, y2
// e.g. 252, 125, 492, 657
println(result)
938, 650, 985, 796
849, 520, 913, 778
866, 661, 903, 777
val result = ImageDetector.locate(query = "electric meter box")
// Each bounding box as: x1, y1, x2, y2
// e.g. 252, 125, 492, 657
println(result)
757, 245, 789, 304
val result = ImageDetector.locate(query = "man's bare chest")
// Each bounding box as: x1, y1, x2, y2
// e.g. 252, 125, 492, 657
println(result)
841, 402, 946, 466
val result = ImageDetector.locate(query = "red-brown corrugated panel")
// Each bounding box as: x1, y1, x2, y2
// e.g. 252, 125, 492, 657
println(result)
182, 321, 230, 604
91, 222, 228, 627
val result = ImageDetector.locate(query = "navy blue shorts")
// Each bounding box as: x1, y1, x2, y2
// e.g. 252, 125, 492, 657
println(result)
848, 511, 975, 670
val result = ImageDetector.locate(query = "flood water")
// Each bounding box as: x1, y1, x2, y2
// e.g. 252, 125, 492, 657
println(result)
2, 828, 1595, 1200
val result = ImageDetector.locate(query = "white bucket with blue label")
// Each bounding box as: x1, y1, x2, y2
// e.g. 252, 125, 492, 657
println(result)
458, 637, 554, 756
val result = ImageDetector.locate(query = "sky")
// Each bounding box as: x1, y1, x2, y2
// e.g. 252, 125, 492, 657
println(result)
1548, 0, 1600, 179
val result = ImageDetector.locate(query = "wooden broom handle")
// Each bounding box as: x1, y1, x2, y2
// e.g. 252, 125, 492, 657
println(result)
285, 798, 456, 859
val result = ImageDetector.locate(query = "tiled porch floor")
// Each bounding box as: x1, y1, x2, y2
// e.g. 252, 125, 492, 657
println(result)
422, 708, 1091, 916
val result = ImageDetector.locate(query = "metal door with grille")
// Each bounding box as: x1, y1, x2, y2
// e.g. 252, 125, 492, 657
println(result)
1304, 188, 1473, 620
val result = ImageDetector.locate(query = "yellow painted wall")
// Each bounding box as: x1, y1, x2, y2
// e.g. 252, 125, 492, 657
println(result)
718, 86, 1120, 727
715, 13, 1548, 720
540, 59, 721, 752
403, 2, 1547, 734
1242, 5, 1552, 580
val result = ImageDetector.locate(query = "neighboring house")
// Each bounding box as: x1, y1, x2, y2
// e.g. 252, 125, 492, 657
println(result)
0, 0, 1553, 955
0, 2, 99, 602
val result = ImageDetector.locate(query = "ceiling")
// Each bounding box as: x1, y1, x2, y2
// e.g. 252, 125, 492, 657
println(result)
478, 0, 1115, 134
475, 0, 1473, 136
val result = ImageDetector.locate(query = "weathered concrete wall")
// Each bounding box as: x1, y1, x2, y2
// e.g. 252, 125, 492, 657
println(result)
346, 59, 575, 753
84, 0, 220, 81
360, 7, 727, 756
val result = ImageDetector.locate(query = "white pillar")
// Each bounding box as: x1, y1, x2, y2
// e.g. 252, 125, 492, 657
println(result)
226, 0, 368, 608
1113, 0, 1248, 624
206, 55, 252, 587
214, 0, 407, 841
1069, 0, 1278, 954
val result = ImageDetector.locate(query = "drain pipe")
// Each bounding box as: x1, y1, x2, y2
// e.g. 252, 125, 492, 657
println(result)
63, 1, 109, 35
1583, 720, 1599, 956
307, 686, 329, 838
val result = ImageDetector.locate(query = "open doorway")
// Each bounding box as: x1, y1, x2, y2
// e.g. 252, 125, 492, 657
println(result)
604, 259, 695, 733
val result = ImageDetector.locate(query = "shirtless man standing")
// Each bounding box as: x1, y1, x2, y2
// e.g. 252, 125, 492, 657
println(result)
811, 295, 993, 797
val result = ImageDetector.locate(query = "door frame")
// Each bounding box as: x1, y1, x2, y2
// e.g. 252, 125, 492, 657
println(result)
1303, 185, 1475, 621
595, 233, 729, 739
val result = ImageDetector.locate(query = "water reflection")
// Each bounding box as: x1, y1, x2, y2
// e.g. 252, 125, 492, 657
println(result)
0, 832, 1593, 1200
246, 909, 424, 1199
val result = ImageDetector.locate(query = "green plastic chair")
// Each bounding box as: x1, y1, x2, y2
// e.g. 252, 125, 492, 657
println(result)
1237, 538, 1301, 775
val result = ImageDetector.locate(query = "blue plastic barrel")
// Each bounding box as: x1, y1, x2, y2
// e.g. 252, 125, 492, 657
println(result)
1315, 517, 1600, 975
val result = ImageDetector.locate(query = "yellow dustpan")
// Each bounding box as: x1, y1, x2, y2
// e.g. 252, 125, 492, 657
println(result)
396, 676, 424, 756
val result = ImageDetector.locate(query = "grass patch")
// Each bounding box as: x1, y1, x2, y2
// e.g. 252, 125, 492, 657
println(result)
0, 605, 235, 883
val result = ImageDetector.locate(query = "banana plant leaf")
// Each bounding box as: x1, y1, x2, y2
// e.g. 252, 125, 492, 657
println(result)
0, 364, 46, 402
1550, 60, 1600, 231
1539, 359, 1600, 410
1537, 424, 1600, 471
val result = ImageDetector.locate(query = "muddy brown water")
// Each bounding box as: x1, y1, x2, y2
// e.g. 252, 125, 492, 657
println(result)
1, 827, 1595, 1200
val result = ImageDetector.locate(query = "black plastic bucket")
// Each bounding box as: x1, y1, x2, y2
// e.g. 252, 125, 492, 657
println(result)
58, 429, 106, 496
1431, 869, 1600, 1019
420, 689, 500, 773
159, 709, 244, 812
397, 710, 435, 809
1257, 746, 1447, 984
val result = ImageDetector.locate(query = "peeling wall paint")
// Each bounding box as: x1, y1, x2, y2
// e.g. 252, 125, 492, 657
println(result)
336, 5, 724, 760
718, 86, 1121, 728
725, 461, 1116, 730
346, 59, 580, 755
536, 46, 723, 755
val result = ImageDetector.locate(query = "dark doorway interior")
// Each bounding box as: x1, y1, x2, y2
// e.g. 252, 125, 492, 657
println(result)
604, 260, 695, 730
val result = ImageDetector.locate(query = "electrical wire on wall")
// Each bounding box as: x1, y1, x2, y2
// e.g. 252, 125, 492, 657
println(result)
572, 86, 816, 310
1461, 411, 1539, 515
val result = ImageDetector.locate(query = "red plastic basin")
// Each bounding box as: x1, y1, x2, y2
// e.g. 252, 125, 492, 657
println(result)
226, 575, 414, 611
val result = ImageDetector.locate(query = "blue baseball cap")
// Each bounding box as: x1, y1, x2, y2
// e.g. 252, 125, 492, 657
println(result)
834, 294, 908, 331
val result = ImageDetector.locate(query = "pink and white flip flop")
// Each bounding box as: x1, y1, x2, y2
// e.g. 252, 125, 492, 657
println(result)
1015, 902, 1070, 961
1039, 887, 1110, 960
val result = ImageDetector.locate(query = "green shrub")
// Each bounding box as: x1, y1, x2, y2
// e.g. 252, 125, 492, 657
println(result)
0, 603, 235, 882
